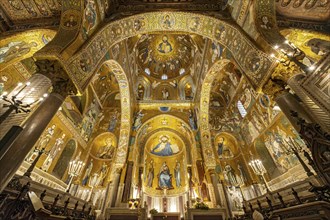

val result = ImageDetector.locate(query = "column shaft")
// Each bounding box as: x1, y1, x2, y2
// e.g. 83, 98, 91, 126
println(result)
220, 181, 233, 217
288, 74, 330, 133
210, 172, 221, 206
275, 91, 313, 131
110, 171, 121, 207
0, 93, 64, 192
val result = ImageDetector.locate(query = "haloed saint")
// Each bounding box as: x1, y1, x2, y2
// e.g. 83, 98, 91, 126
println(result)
150, 135, 179, 157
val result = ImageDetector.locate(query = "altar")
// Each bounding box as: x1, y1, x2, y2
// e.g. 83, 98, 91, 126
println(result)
186, 208, 227, 220
151, 212, 180, 220
105, 207, 147, 220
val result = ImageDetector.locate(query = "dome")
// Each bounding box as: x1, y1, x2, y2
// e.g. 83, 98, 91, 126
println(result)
136, 33, 196, 80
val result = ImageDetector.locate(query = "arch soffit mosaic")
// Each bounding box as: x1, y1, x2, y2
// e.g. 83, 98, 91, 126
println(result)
178, 75, 195, 100
200, 59, 232, 169
65, 11, 276, 93
254, 0, 299, 47
97, 60, 131, 167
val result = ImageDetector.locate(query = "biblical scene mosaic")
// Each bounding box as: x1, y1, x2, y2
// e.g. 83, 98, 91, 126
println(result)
0, 3, 328, 218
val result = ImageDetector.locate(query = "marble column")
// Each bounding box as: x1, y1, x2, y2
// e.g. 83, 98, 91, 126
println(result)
263, 75, 314, 132
185, 191, 190, 208
209, 169, 221, 206
288, 74, 330, 133
122, 161, 134, 202
0, 59, 76, 192
110, 169, 122, 207
220, 180, 232, 218
115, 184, 125, 206
0, 92, 64, 191
275, 90, 313, 131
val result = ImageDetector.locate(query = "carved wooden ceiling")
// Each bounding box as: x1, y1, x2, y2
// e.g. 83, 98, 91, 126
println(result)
1, 0, 329, 35
111, 0, 228, 12
1, 0, 61, 20
275, 0, 330, 33
0, 0, 61, 33
0, 0, 231, 34
276, 0, 330, 22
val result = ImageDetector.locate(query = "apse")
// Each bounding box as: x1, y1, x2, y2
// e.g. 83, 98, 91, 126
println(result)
0, 2, 329, 220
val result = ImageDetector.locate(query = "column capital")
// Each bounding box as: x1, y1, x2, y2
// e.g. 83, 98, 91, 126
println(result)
273, 62, 301, 82
262, 79, 288, 99
35, 59, 77, 98
262, 62, 300, 99
208, 169, 216, 176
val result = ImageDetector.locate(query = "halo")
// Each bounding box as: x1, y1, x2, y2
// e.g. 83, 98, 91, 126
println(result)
159, 135, 170, 141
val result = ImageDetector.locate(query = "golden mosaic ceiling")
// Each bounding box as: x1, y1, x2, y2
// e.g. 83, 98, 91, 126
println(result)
209, 63, 242, 109
136, 33, 196, 80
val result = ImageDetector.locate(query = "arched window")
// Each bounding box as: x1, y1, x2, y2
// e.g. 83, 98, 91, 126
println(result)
237, 100, 247, 117
161, 74, 168, 80
145, 68, 151, 75
179, 68, 185, 75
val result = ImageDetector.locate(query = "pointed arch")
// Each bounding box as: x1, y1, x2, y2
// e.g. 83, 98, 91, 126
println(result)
52, 139, 77, 180
130, 114, 199, 197
134, 114, 198, 166
65, 12, 275, 93
200, 59, 231, 169
178, 75, 195, 100
97, 60, 131, 167
136, 75, 151, 100
214, 132, 240, 158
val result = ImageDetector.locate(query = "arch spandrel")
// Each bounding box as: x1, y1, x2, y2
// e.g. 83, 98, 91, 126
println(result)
65, 12, 275, 93
99, 60, 131, 167
0, 29, 56, 71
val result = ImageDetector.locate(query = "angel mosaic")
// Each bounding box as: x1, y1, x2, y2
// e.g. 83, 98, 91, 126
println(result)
0, 41, 37, 64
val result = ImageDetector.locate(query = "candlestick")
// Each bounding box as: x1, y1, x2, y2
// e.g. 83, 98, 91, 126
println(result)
0, 82, 46, 125
249, 159, 270, 193
67, 159, 85, 193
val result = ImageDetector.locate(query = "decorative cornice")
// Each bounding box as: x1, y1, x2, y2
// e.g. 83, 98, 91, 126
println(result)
35, 59, 77, 97
111, 0, 230, 15
138, 100, 193, 109
277, 16, 330, 34
272, 62, 301, 83
262, 78, 288, 99
262, 62, 300, 98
